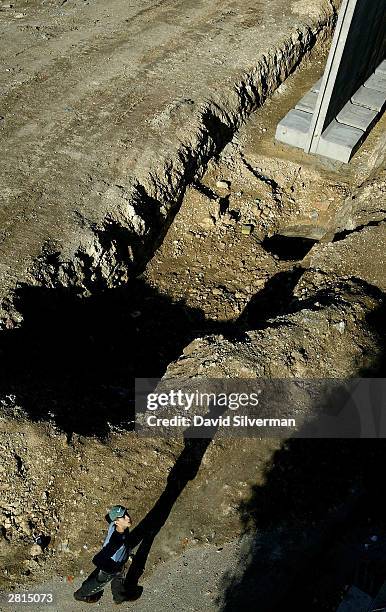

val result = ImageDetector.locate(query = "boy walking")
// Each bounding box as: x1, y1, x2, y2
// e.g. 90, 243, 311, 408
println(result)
74, 505, 132, 604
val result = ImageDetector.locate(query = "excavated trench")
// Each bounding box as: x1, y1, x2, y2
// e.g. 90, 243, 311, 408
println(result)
0, 15, 340, 436
24, 30, 325, 299
1, 5, 386, 608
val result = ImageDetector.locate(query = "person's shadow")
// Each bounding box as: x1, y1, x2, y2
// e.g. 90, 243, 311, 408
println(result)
117, 401, 227, 601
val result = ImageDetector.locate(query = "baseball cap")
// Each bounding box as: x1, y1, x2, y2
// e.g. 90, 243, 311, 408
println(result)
108, 505, 128, 521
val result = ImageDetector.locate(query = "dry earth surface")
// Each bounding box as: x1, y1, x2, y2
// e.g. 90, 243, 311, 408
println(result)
1, 0, 386, 610
0, 0, 339, 321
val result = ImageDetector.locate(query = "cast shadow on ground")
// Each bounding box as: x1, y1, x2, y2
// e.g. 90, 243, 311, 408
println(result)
217, 435, 386, 611
115, 277, 385, 608
1, 272, 385, 607
112, 281, 386, 606
238, 267, 304, 328
218, 285, 386, 611
122, 381, 386, 606
0, 279, 241, 437
123, 402, 227, 596
0, 264, 349, 438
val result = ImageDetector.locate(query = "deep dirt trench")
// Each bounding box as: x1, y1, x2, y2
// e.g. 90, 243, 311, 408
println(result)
0, 28, 342, 437
0, 246, 316, 437
1, 6, 386, 609
0, 0, 339, 327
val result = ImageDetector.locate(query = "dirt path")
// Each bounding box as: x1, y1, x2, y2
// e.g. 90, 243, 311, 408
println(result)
2, 539, 244, 611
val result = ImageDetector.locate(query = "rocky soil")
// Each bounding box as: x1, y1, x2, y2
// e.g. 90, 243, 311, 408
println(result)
0, 0, 339, 324
0, 0, 386, 608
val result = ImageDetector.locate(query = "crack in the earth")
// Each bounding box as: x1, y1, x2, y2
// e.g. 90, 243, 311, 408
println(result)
239, 152, 283, 206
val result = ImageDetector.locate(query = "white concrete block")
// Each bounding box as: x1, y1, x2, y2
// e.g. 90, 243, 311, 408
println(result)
364, 71, 386, 93
337, 100, 377, 131
351, 85, 386, 112
295, 89, 318, 113
316, 119, 364, 163
275, 109, 312, 149
311, 78, 322, 93
375, 59, 386, 76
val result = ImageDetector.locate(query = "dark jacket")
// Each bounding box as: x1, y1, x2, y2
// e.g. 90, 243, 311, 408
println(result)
92, 523, 131, 573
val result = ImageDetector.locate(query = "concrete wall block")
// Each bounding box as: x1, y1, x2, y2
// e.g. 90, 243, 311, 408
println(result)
316, 119, 364, 162
337, 100, 377, 130
295, 89, 319, 113
275, 109, 313, 149
376, 59, 386, 75
351, 86, 386, 112
364, 72, 386, 93
335, 585, 373, 612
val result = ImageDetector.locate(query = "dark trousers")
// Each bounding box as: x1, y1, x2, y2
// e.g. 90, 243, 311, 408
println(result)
74, 568, 125, 602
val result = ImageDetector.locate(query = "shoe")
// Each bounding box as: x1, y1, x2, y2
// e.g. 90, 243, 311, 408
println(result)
113, 585, 143, 603
74, 592, 103, 603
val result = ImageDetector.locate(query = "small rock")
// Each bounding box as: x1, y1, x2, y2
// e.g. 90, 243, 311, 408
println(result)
333, 321, 345, 334
241, 224, 253, 236
211, 288, 223, 296
216, 180, 231, 191
19, 519, 32, 536
199, 216, 215, 229
14, 12, 25, 18
29, 543, 43, 557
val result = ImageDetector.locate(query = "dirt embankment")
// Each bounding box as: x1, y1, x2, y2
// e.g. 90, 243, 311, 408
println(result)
0, 0, 339, 323
1, 0, 386, 606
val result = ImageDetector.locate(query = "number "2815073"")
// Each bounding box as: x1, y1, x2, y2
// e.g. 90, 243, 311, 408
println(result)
7, 593, 54, 604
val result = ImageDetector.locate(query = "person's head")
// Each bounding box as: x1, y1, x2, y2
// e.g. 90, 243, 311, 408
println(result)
108, 505, 132, 530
